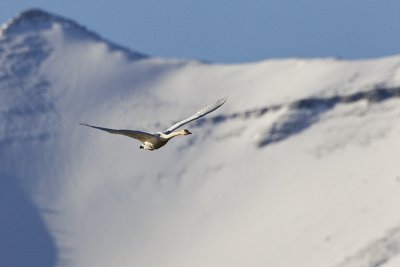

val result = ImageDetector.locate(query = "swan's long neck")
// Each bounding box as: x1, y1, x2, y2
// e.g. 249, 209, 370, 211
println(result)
162, 130, 187, 140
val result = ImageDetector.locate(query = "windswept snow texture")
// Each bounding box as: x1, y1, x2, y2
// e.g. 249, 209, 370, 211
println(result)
336, 227, 400, 267
1, 8, 400, 267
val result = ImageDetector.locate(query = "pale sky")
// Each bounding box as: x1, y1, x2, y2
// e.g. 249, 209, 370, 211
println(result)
1, 0, 400, 63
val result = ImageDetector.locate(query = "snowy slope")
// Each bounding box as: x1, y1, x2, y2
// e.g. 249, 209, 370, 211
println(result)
1, 9, 400, 267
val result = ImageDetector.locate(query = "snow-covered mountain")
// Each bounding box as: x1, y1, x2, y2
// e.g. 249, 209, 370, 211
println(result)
1, 8, 400, 267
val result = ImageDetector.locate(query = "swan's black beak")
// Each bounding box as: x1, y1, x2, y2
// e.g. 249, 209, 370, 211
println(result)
139, 145, 144, 149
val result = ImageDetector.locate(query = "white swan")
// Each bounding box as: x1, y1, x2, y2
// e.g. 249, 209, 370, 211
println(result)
81, 98, 227, 151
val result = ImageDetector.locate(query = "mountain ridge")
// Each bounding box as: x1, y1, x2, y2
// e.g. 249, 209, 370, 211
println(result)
1, 8, 147, 60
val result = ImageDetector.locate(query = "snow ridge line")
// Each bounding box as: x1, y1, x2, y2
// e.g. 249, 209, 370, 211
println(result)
191, 85, 400, 147
195, 85, 400, 126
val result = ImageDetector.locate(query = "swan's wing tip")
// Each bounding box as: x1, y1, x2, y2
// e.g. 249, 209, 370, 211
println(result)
218, 97, 227, 105
212, 97, 227, 109
163, 97, 227, 133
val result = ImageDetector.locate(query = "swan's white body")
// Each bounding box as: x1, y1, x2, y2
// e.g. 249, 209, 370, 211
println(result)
81, 98, 226, 151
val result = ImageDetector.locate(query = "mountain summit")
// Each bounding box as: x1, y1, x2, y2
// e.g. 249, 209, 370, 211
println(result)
1, 9, 400, 267
1, 8, 147, 59
2, 9, 91, 36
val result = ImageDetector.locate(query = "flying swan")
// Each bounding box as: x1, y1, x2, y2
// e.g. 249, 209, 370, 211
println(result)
80, 98, 226, 151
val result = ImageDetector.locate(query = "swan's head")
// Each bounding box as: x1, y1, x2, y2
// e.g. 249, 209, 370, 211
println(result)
183, 129, 192, 135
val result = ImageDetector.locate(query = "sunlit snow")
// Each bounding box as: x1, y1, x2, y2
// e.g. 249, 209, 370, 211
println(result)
1, 9, 400, 267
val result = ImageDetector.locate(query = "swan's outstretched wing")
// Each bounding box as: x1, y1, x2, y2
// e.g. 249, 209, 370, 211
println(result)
80, 123, 155, 142
163, 98, 227, 134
